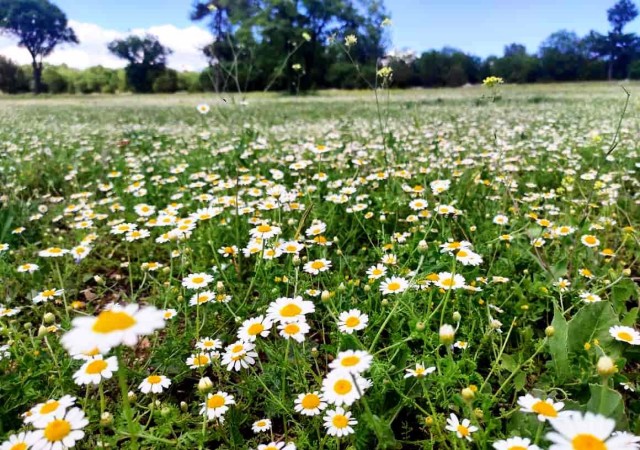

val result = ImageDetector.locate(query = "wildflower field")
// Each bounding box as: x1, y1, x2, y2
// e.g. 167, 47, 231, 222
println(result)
0, 83, 639, 450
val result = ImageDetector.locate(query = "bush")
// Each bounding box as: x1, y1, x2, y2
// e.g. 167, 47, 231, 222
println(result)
0, 56, 29, 93
153, 69, 179, 93
628, 60, 640, 79
42, 67, 68, 94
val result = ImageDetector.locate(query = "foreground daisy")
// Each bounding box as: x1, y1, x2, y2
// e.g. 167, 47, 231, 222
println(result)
546, 411, 636, 450
31, 407, 88, 450
337, 309, 368, 334
237, 315, 272, 342
139, 375, 171, 394
61, 303, 165, 354
182, 272, 213, 290
321, 370, 368, 406
609, 325, 640, 345
445, 413, 478, 442
221, 341, 258, 371
303, 258, 332, 275
200, 391, 235, 421
493, 436, 539, 450
517, 394, 565, 422
266, 296, 315, 324
435, 272, 466, 290
73, 355, 118, 386
379, 276, 409, 295
0, 431, 36, 450
329, 350, 373, 374
24, 395, 77, 427
294, 392, 327, 416
324, 407, 357, 437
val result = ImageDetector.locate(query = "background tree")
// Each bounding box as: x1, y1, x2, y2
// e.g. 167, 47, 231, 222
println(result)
0, 0, 78, 93
107, 34, 172, 93
0, 55, 29, 93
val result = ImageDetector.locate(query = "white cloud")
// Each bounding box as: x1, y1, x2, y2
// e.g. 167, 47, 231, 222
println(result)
0, 20, 213, 71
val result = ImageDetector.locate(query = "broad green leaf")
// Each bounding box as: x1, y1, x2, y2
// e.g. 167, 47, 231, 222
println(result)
621, 307, 639, 327
500, 354, 518, 372
548, 307, 570, 382
567, 302, 619, 355
586, 383, 624, 422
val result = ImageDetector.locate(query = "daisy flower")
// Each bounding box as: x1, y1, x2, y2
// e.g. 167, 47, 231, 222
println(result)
609, 326, 640, 345
31, 407, 88, 450
545, 411, 635, 450
17, 263, 39, 273
257, 442, 296, 450
294, 392, 327, 416
196, 103, 210, 114
445, 413, 478, 441
493, 214, 509, 225
455, 249, 483, 266
61, 303, 165, 354
70, 245, 91, 261
189, 291, 216, 306
581, 235, 600, 247
162, 309, 177, 320
266, 296, 315, 324
493, 436, 539, 450
32, 288, 64, 304
321, 370, 368, 406
435, 272, 466, 290
366, 263, 387, 280
380, 276, 409, 295
182, 273, 213, 290
0, 431, 37, 450
200, 391, 235, 421
24, 395, 76, 427
139, 375, 171, 394
440, 240, 471, 253
250, 222, 281, 240
237, 316, 273, 342
221, 341, 258, 371
303, 258, 332, 275
580, 292, 602, 303
73, 355, 118, 386
278, 320, 310, 342
196, 337, 223, 353
324, 407, 357, 437
337, 309, 368, 334
517, 394, 565, 422
404, 363, 436, 378
186, 353, 212, 369
329, 350, 373, 374
252, 418, 272, 433
38, 247, 69, 257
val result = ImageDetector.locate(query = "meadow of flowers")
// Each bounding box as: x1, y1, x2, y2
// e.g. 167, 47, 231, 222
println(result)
0, 84, 639, 450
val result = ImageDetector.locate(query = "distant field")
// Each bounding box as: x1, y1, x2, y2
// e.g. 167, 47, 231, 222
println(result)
0, 82, 638, 449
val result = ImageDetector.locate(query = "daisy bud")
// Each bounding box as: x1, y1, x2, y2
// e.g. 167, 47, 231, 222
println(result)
43, 312, 56, 324
287, 218, 296, 226
37, 325, 48, 337
418, 240, 428, 253
311, 347, 318, 356
292, 256, 301, 266
198, 376, 213, 393
415, 322, 425, 331
180, 401, 188, 412
545, 326, 555, 337
363, 285, 371, 292
23, 322, 32, 330
155, 400, 161, 408
381, 299, 389, 306
439, 324, 455, 345
461, 387, 475, 401
161, 407, 171, 416
597, 356, 616, 377
424, 416, 434, 426
162, 266, 170, 273
177, 295, 184, 302
474, 408, 484, 419
216, 281, 225, 293
128, 391, 137, 402
94, 275, 105, 285
380, 214, 386, 222
321, 290, 331, 302
338, 283, 346, 292
336, 249, 343, 256
622, 268, 631, 276
100, 412, 113, 426
452, 311, 461, 322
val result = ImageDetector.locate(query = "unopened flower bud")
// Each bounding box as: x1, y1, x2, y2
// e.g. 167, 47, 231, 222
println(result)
381, 299, 389, 306
100, 412, 113, 426
37, 325, 48, 337
474, 408, 484, 419
439, 324, 455, 345
180, 401, 188, 412
292, 256, 301, 266
321, 290, 331, 302
461, 387, 475, 401
198, 376, 213, 393
545, 326, 555, 337
216, 281, 225, 293
452, 311, 461, 322
128, 391, 137, 401
23, 322, 32, 331
597, 356, 616, 376
418, 240, 428, 253
94, 275, 105, 285
43, 312, 56, 324
161, 407, 171, 416
415, 322, 425, 331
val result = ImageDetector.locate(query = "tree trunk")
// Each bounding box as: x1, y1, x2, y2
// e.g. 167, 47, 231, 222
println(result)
32, 60, 43, 94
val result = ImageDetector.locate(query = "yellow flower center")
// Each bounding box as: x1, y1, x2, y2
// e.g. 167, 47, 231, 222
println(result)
192, 276, 204, 284
10, 443, 28, 450
508, 446, 527, 450
332, 414, 349, 428
531, 400, 557, 417
147, 375, 162, 384
207, 394, 225, 408
48, 248, 62, 254
311, 261, 325, 270
40, 400, 60, 414
284, 323, 301, 335
333, 379, 353, 395
440, 278, 455, 287
42, 289, 56, 297
345, 316, 360, 327
457, 250, 468, 257
340, 356, 360, 367
617, 331, 633, 342
257, 224, 271, 233
280, 304, 302, 317
571, 434, 606, 450
248, 323, 265, 336
44, 419, 71, 442
231, 344, 244, 353
85, 359, 108, 374
92, 311, 137, 333
193, 355, 209, 366
456, 424, 470, 437
584, 236, 597, 245
387, 282, 401, 291
256, 420, 266, 427
301, 393, 321, 409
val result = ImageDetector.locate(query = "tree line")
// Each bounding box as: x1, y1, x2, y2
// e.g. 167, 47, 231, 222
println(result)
1, 0, 639, 95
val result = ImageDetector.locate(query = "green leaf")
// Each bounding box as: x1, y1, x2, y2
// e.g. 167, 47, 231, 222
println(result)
514, 372, 527, 391
548, 307, 570, 382
611, 278, 638, 312
500, 354, 518, 372
567, 302, 619, 355
586, 383, 624, 422
368, 414, 400, 449
621, 307, 639, 327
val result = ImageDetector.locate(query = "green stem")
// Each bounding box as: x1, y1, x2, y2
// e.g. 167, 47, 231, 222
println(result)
116, 347, 138, 450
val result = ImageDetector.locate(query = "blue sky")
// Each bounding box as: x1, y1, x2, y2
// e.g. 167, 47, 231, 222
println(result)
0, 0, 633, 69
50, 0, 623, 56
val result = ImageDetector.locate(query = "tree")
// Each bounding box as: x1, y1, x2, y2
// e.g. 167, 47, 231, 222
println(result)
539, 31, 587, 81
0, 0, 78, 93
587, 0, 639, 79
0, 55, 29, 93
107, 34, 172, 93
